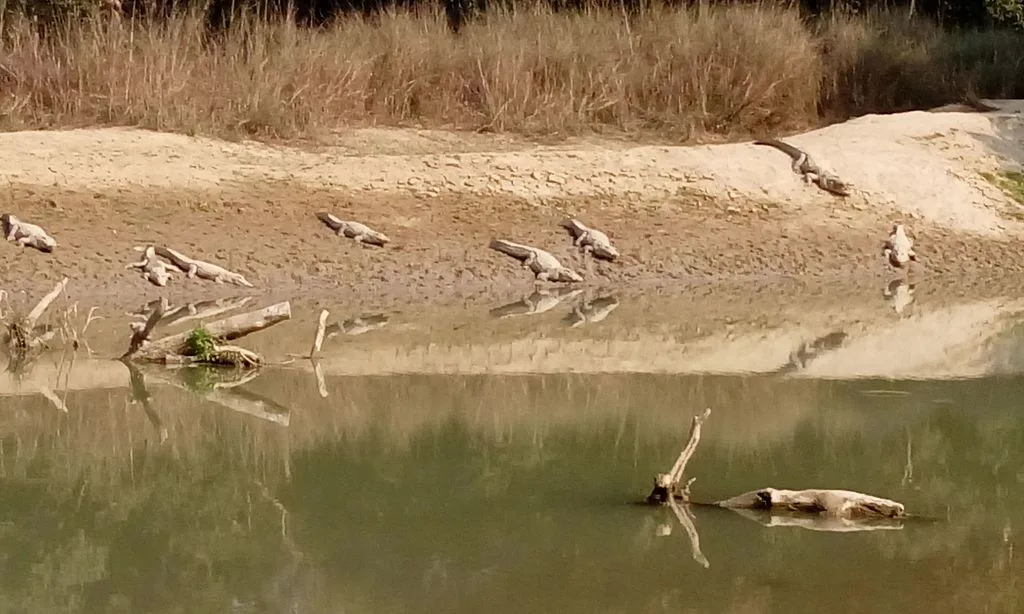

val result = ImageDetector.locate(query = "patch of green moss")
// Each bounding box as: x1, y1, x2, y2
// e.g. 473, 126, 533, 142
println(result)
1001, 171, 1024, 204
980, 169, 1024, 220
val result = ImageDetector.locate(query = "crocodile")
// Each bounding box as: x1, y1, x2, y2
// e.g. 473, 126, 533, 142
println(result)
882, 223, 918, 269
125, 246, 175, 287
1, 214, 57, 253
560, 217, 619, 261
488, 239, 584, 283
316, 212, 390, 247
754, 138, 851, 197
140, 246, 254, 287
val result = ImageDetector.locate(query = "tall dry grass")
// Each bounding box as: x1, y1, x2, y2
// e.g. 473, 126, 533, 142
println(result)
0, 2, 1022, 142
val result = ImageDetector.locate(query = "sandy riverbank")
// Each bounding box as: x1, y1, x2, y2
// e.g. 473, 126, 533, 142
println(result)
1, 102, 1023, 314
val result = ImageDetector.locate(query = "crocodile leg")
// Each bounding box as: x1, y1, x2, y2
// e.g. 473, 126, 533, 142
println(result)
186, 264, 199, 279
522, 252, 539, 273
791, 154, 806, 175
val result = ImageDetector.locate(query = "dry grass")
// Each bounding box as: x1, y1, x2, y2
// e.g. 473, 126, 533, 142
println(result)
0, 2, 1023, 142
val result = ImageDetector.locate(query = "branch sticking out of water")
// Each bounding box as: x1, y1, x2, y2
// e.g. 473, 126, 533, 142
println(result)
24, 278, 68, 330
309, 309, 330, 358
647, 407, 711, 504
122, 297, 169, 359
4, 278, 69, 371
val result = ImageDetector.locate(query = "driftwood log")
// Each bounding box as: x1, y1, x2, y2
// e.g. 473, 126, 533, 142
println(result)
122, 301, 291, 364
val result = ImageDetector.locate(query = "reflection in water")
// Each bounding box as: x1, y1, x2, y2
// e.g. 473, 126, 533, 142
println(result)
774, 330, 848, 375
125, 359, 169, 443
0, 368, 1023, 612
883, 278, 916, 316
563, 294, 620, 328
489, 288, 582, 319
3, 284, 1024, 612
723, 506, 906, 532
324, 313, 390, 337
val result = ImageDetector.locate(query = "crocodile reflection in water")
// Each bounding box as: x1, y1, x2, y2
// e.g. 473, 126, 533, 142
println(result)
883, 278, 916, 316
325, 314, 390, 338
773, 330, 849, 375
489, 287, 583, 319
563, 294, 620, 328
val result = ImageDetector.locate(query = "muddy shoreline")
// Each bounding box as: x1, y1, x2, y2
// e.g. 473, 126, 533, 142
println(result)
2, 181, 1024, 315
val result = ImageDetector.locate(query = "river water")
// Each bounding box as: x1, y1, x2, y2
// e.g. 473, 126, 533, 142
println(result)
1, 290, 1023, 613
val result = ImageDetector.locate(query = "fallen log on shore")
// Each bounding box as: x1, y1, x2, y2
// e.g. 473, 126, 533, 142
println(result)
121, 300, 291, 366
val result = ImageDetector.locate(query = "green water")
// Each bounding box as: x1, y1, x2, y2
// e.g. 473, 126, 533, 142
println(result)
1, 368, 1023, 613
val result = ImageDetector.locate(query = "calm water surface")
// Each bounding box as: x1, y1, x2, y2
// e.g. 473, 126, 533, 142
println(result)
1, 299, 1024, 613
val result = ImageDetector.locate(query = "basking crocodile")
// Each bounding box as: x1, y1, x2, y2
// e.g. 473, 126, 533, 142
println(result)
883, 223, 918, 269
755, 138, 851, 197
125, 246, 175, 287
316, 212, 390, 247
2, 214, 57, 253
560, 217, 619, 261
489, 239, 584, 283
151, 246, 255, 287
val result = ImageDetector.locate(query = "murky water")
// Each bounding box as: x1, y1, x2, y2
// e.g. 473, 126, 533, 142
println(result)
2, 291, 1024, 613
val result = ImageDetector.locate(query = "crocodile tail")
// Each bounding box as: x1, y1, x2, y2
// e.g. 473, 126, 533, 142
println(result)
315, 211, 338, 228
753, 138, 802, 160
